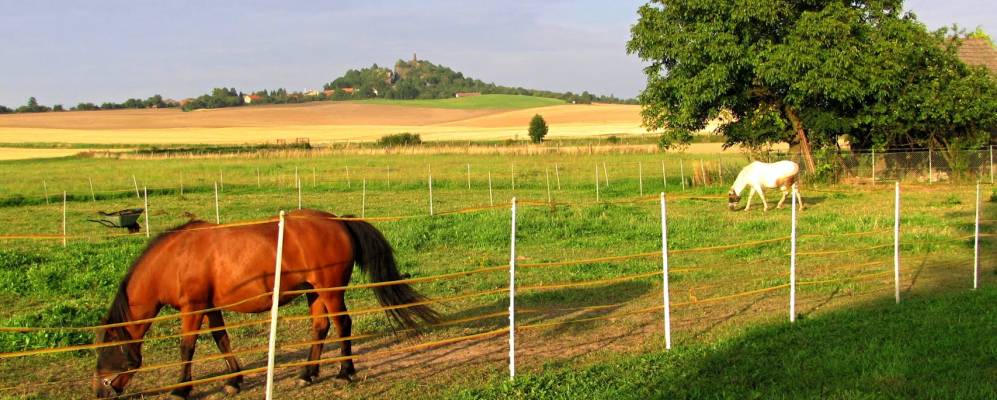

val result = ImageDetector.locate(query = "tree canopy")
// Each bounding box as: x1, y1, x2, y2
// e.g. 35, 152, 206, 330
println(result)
528, 114, 549, 143
628, 0, 997, 170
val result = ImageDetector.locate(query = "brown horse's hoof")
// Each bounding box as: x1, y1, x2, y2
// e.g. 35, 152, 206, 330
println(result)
334, 372, 354, 383
294, 378, 313, 388
222, 384, 240, 395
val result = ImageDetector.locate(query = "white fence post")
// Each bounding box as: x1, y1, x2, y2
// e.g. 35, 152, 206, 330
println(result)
43, 181, 49, 204
362, 178, 367, 218
428, 166, 434, 216
257, 167, 261, 188
214, 181, 221, 224
220, 170, 225, 192
488, 171, 494, 206
62, 192, 67, 247
790, 187, 797, 322
511, 163, 516, 192
508, 197, 517, 380
467, 163, 471, 190
661, 160, 666, 189
143, 187, 150, 238
387, 166, 391, 188
602, 162, 609, 187
974, 183, 980, 290
639, 162, 644, 197
297, 176, 302, 210
132, 175, 140, 199
894, 182, 900, 304
928, 149, 934, 184
545, 168, 552, 204
264, 211, 287, 400
660, 192, 671, 349
555, 163, 561, 190
346, 166, 351, 189
89, 177, 96, 202
595, 165, 600, 202
680, 160, 686, 190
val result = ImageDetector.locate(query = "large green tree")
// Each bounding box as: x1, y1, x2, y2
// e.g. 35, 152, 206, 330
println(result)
627, 0, 997, 171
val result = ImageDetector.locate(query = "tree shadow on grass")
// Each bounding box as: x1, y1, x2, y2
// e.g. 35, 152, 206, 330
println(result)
460, 286, 997, 399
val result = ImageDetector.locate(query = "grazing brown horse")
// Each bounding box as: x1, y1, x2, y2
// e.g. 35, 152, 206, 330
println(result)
92, 209, 438, 398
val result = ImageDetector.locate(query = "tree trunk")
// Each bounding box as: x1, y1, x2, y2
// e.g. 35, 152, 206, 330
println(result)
784, 106, 817, 173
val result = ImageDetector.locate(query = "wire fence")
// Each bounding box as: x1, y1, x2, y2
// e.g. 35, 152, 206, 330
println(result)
0, 181, 991, 398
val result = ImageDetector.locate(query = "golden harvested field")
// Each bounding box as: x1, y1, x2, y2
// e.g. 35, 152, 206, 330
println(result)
0, 101, 646, 145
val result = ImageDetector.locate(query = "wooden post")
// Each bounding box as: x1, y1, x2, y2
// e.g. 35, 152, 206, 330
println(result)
143, 187, 150, 238
508, 197, 517, 380
132, 175, 140, 199
89, 177, 96, 202
660, 192, 671, 349
264, 211, 287, 400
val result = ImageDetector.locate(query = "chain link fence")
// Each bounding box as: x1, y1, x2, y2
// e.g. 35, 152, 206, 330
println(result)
759, 146, 995, 184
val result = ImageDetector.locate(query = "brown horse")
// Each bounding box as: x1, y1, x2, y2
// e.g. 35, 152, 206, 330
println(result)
92, 209, 438, 398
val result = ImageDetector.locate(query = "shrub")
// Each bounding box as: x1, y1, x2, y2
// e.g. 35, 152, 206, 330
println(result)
377, 133, 423, 147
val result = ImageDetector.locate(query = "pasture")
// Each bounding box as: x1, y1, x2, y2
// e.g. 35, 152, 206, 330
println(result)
0, 152, 993, 399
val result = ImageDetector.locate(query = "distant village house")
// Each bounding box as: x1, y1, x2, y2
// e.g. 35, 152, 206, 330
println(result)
242, 94, 262, 104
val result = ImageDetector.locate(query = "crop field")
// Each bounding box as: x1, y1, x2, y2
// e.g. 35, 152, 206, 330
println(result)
0, 152, 993, 399
0, 96, 644, 146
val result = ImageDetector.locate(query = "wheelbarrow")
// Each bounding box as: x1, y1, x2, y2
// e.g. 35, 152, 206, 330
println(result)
88, 208, 144, 233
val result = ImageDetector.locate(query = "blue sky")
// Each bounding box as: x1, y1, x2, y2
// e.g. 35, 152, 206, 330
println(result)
0, 0, 993, 107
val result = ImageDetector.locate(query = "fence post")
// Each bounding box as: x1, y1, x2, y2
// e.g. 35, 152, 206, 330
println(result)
264, 211, 287, 400
555, 164, 561, 190
508, 197, 517, 380
661, 160, 667, 189
639, 162, 644, 197
467, 163, 471, 190
488, 172, 494, 206
680, 160, 686, 190
132, 175, 140, 199
89, 177, 96, 202
660, 192, 671, 350
143, 187, 150, 238
257, 167, 261, 188
180, 172, 184, 197
428, 166, 434, 216
602, 162, 609, 187
545, 168, 552, 204
790, 187, 797, 322
297, 176, 302, 210
220, 170, 224, 192
387, 166, 391, 188
511, 163, 515, 192
990, 145, 993, 185
974, 183, 980, 290
62, 192, 67, 247
312, 168, 316, 188
362, 178, 367, 218
346, 166, 351, 189
43, 181, 49, 204
872, 150, 876, 184
894, 182, 900, 304
595, 165, 600, 202
214, 181, 221, 224
928, 148, 934, 184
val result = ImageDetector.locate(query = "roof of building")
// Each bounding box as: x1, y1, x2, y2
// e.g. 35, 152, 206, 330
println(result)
957, 37, 997, 74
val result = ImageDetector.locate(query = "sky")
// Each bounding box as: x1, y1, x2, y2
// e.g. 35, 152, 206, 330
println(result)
0, 0, 994, 108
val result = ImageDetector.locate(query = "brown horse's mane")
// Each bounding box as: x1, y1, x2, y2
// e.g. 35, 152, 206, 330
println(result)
104, 220, 210, 338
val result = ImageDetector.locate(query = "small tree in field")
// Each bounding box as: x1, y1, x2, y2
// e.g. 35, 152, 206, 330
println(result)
528, 114, 548, 143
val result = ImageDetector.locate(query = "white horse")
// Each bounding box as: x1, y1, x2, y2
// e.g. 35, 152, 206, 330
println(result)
728, 160, 803, 211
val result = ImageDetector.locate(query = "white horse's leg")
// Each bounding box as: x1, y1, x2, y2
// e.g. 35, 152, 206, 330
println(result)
755, 184, 769, 211
744, 188, 755, 211
795, 184, 804, 210
777, 188, 788, 209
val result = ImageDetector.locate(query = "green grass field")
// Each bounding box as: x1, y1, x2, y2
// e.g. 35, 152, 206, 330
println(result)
0, 152, 992, 399
354, 94, 566, 109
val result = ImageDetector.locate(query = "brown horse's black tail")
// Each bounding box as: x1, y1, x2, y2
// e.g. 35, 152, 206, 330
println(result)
342, 219, 440, 330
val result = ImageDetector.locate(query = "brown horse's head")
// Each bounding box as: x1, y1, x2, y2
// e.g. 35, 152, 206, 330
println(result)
93, 326, 142, 398
728, 190, 741, 210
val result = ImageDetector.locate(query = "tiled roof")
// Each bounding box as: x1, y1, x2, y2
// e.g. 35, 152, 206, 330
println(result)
957, 37, 997, 74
